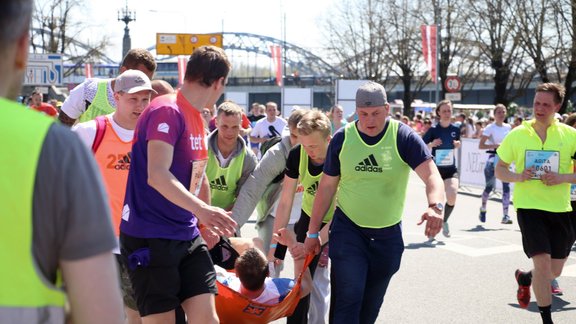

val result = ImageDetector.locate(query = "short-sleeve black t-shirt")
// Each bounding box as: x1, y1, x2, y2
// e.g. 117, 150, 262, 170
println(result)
285, 144, 324, 179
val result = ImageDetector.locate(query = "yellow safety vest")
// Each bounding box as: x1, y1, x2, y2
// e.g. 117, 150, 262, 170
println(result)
0, 98, 66, 322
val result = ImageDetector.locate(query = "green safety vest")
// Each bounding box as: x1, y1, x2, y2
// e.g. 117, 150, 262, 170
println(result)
337, 120, 410, 228
298, 145, 334, 222
206, 147, 246, 209
0, 98, 66, 321
78, 80, 115, 122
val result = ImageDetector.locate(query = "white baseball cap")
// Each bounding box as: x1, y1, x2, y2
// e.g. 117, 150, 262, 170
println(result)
114, 69, 157, 94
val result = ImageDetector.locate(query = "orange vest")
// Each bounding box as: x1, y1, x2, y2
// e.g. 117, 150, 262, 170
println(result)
94, 116, 131, 236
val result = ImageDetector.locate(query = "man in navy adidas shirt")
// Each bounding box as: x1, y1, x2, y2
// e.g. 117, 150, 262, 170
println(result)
304, 81, 445, 323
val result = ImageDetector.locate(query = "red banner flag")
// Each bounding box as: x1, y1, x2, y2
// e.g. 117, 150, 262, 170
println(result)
177, 55, 187, 87
270, 45, 283, 87
85, 63, 93, 79
421, 25, 437, 84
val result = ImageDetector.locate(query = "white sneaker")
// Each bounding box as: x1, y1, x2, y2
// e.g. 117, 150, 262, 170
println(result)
442, 222, 451, 238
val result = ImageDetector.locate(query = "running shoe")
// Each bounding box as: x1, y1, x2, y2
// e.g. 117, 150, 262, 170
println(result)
515, 269, 531, 309
442, 222, 451, 238
479, 208, 486, 223
501, 215, 513, 224
551, 278, 563, 295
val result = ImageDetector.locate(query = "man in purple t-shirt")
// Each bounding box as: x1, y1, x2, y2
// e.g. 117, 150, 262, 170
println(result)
120, 46, 237, 324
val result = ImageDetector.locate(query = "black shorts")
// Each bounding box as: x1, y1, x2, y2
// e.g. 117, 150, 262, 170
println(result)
517, 209, 576, 259
438, 167, 458, 180
120, 233, 217, 316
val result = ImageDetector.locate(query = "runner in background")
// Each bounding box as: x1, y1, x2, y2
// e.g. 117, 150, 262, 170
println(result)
478, 103, 513, 225
422, 99, 461, 239
496, 83, 576, 324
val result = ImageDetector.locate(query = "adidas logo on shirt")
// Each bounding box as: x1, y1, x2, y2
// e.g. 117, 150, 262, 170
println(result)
210, 175, 229, 191
107, 153, 131, 170
306, 181, 319, 195
355, 154, 383, 173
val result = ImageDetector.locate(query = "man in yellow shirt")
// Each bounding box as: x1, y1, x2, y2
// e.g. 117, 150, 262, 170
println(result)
496, 83, 576, 324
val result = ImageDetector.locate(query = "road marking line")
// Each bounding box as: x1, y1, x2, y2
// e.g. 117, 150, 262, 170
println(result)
404, 232, 523, 257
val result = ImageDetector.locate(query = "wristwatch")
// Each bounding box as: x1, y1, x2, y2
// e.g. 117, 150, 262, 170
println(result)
428, 202, 444, 213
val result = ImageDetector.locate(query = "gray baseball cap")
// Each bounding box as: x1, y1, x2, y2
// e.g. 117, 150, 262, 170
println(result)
356, 81, 387, 108
114, 69, 157, 94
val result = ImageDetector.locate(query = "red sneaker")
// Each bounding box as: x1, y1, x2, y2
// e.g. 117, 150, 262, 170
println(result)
515, 269, 531, 309
551, 279, 563, 295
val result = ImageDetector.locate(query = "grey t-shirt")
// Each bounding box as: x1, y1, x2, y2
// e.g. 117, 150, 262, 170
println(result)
33, 123, 117, 284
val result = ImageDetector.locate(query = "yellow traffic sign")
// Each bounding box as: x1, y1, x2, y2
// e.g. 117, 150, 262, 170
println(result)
156, 33, 223, 55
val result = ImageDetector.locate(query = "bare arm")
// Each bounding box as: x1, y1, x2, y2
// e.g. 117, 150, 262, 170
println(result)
426, 138, 442, 150
249, 135, 267, 143
273, 229, 312, 299
414, 159, 444, 238
240, 126, 252, 137
198, 174, 211, 204
540, 171, 576, 186
147, 140, 236, 236
318, 218, 332, 245
304, 174, 339, 255
57, 111, 77, 127
61, 252, 123, 324
478, 135, 497, 150
495, 159, 531, 183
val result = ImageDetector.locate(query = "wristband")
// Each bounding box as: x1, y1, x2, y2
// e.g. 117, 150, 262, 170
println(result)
269, 243, 278, 248
306, 232, 319, 239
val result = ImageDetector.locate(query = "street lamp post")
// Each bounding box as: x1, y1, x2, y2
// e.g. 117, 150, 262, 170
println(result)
118, 0, 136, 61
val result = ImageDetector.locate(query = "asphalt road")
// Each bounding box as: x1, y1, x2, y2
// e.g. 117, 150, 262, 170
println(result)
240, 172, 576, 324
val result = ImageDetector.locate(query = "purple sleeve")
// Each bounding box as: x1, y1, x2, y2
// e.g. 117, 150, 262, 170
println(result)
323, 128, 345, 176
397, 123, 433, 170
145, 106, 184, 146
285, 145, 301, 179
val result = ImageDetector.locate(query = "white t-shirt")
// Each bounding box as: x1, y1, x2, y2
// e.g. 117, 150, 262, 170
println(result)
251, 117, 288, 140
61, 78, 116, 119
216, 265, 295, 305
72, 113, 133, 146
482, 123, 512, 146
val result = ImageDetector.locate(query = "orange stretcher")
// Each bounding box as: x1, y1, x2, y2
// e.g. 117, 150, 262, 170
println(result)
215, 254, 314, 324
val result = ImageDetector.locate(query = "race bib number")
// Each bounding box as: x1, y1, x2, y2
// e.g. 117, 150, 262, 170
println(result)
524, 150, 559, 179
190, 158, 208, 196
435, 149, 454, 167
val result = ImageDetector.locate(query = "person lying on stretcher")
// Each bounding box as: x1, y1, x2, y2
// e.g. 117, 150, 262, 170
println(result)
214, 228, 312, 305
